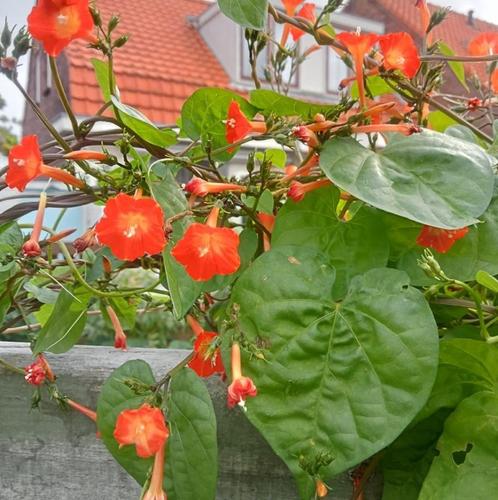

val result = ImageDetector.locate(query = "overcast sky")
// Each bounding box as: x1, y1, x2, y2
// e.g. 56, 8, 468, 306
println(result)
0, 0, 497, 133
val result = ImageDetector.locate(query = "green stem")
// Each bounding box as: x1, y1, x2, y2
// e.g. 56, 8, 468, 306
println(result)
153, 351, 195, 393
12, 77, 71, 151
49, 57, 80, 137
19, 224, 162, 299
0, 358, 25, 375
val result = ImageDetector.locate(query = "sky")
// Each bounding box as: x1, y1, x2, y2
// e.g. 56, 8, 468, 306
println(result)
0, 0, 497, 133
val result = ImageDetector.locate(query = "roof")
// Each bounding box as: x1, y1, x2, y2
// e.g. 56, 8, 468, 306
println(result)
345, 0, 498, 80
65, 0, 230, 124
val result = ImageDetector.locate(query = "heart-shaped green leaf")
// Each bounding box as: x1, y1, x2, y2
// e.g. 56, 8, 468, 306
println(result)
164, 368, 218, 500
97, 360, 157, 485
272, 185, 389, 298
320, 130, 495, 229
231, 247, 439, 498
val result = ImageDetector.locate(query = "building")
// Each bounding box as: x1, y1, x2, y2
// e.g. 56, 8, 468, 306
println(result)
9, 0, 498, 233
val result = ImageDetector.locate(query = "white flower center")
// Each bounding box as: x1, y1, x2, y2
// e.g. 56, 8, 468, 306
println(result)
124, 225, 137, 238
199, 247, 209, 257
57, 14, 68, 26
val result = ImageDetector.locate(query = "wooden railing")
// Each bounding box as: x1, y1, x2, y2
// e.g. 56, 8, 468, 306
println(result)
0, 342, 382, 499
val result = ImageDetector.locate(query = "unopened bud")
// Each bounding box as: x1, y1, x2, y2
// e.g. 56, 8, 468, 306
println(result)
108, 15, 120, 32
1, 20, 12, 49
89, 5, 102, 27
315, 479, 328, 498
113, 35, 129, 49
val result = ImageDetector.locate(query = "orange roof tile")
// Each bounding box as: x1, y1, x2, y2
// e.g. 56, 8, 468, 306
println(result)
346, 0, 498, 82
65, 0, 230, 124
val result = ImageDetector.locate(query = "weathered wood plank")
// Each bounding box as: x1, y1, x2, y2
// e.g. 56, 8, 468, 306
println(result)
0, 342, 382, 500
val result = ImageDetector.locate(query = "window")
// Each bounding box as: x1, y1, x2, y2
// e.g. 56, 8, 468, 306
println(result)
327, 49, 349, 94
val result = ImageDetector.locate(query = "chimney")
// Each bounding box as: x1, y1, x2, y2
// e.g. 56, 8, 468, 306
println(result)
467, 9, 474, 26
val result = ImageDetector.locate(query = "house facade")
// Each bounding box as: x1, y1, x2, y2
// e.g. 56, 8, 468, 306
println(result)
10, 0, 497, 234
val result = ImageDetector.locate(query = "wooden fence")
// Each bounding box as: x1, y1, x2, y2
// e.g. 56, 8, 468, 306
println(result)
0, 342, 382, 499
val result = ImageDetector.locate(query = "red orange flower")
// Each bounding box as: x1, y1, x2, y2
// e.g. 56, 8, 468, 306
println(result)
143, 444, 167, 500
28, 0, 95, 57
24, 354, 55, 385
64, 150, 110, 162
187, 315, 225, 378
257, 212, 275, 252
7, 135, 85, 192
415, 0, 432, 45
185, 177, 246, 197
379, 32, 420, 78
106, 304, 128, 350
227, 343, 257, 409
292, 126, 319, 147
95, 193, 166, 261
288, 179, 332, 202
416, 225, 469, 253
113, 404, 169, 458
225, 101, 266, 144
468, 32, 498, 56
351, 123, 421, 136
66, 399, 97, 422
171, 207, 240, 281
289, 3, 316, 42
336, 32, 379, 108
23, 192, 48, 257
492, 69, 498, 94
280, 0, 304, 46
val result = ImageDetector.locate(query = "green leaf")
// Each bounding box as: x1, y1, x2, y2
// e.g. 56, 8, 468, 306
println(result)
271, 185, 389, 298
97, 360, 156, 485
111, 96, 177, 148
231, 248, 439, 498
181, 88, 257, 160
23, 281, 59, 304
438, 42, 468, 91
217, 0, 268, 30
148, 166, 202, 319
164, 368, 218, 500
320, 131, 495, 229
255, 148, 287, 168
418, 339, 498, 423
427, 111, 458, 132
91, 58, 111, 101
250, 89, 341, 119
386, 188, 498, 285
0, 221, 23, 254
419, 391, 498, 499
445, 125, 477, 144
476, 270, 498, 292
381, 409, 452, 500
352, 75, 393, 99
257, 189, 274, 214
33, 288, 90, 354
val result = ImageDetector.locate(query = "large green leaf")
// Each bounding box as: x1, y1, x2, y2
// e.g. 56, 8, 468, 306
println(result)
97, 360, 156, 485
383, 187, 498, 285
250, 89, 341, 119
111, 96, 177, 148
164, 368, 218, 500
381, 339, 498, 500
319, 130, 495, 229
181, 88, 257, 160
271, 185, 389, 298
33, 288, 90, 354
419, 391, 498, 499
217, 0, 268, 30
231, 247, 439, 498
